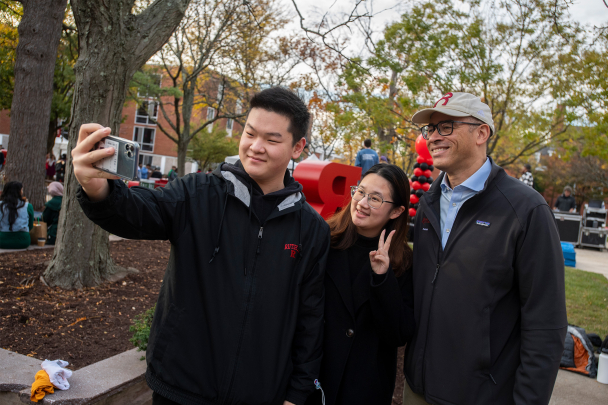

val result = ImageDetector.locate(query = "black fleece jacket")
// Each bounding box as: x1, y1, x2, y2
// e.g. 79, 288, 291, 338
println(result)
404, 158, 567, 405
77, 162, 330, 405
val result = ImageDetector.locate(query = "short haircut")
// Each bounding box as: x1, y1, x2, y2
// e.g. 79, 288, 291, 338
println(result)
249, 87, 311, 145
466, 116, 493, 138
364, 139, 372, 148
524, 163, 531, 171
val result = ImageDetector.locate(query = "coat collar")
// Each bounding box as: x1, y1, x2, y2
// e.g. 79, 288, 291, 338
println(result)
420, 157, 505, 239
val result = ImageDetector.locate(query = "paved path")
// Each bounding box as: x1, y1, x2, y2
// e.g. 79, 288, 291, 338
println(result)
550, 369, 608, 404
574, 247, 608, 280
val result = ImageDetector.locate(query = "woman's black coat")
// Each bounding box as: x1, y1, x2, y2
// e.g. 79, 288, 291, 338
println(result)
306, 247, 415, 405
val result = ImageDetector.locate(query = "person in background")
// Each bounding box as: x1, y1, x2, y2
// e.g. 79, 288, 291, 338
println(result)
0, 181, 34, 249
137, 163, 143, 180
0, 145, 4, 171
150, 166, 163, 179
519, 163, 533, 187
355, 139, 379, 177
43, 182, 63, 245
46, 154, 56, 180
554, 186, 576, 213
380, 155, 389, 164
140, 163, 149, 179
55, 154, 67, 182
305, 164, 414, 405
168, 166, 178, 181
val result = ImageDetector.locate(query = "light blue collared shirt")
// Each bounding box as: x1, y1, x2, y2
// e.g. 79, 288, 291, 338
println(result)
439, 158, 492, 248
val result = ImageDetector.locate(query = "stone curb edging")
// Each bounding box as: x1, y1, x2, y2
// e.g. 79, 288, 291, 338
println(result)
0, 348, 151, 404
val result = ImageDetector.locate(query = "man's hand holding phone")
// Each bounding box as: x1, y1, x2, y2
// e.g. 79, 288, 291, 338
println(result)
72, 124, 121, 202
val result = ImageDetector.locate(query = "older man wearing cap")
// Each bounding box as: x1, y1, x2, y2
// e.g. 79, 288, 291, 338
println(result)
403, 92, 567, 405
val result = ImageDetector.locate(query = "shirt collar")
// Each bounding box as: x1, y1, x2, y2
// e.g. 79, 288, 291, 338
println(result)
440, 158, 491, 193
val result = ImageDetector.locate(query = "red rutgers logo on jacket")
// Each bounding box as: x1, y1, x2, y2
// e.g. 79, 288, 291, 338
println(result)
285, 244, 300, 258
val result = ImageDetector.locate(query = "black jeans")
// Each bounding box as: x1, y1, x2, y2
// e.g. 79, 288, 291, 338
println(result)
152, 392, 181, 405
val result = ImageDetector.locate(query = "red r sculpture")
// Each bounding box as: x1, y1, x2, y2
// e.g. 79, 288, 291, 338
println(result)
293, 160, 362, 220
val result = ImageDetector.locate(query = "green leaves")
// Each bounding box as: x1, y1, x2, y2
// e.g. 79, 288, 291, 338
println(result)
129, 305, 156, 354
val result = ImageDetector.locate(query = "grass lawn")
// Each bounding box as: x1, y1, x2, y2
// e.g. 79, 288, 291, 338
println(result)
565, 267, 608, 338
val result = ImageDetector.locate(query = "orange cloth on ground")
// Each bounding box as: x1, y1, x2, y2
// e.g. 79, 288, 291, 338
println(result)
562, 335, 590, 375
31, 369, 55, 402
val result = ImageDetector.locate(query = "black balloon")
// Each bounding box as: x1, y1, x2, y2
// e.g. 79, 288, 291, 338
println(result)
428, 165, 434, 171
418, 176, 427, 183
411, 176, 419, 182
428, 177, 433, 183
416, 189, 424, 197
412, 203, 419, 209
410, 189, 416, 195
420, 163, 429, 171
414, 162, 420, 169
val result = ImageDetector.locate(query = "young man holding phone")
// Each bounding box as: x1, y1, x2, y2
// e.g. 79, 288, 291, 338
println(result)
73, 87, 330, 405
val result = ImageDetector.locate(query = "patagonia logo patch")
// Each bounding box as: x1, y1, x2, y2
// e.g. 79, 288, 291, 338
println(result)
476, 220, 490, 227
422, 218, 431, 224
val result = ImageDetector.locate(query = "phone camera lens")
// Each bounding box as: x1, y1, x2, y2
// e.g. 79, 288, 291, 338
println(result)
127, 151, 133, 158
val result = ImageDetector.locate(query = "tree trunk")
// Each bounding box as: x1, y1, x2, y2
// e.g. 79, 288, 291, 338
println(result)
177, 139, 189, 178
44, 0, 190, 289
6, 0, 67, 210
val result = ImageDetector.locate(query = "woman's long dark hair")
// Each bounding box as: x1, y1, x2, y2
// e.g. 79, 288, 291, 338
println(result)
326, 164, 413, 276
1, 181, 26, 231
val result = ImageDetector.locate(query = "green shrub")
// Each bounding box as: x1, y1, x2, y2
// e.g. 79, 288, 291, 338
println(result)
129, 305, 156, 358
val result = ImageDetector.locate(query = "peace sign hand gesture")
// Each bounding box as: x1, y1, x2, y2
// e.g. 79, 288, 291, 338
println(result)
369, 229, 395, 275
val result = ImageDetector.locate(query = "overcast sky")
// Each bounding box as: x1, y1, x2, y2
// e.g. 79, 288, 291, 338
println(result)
281, 0, 608, 48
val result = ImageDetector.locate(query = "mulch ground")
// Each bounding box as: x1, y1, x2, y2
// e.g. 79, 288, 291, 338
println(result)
0, 239, 169, 370
0, 238, 407, 403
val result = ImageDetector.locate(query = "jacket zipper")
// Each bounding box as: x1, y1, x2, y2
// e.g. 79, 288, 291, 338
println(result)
244, 227, 264, 276
224, 226, 263, 403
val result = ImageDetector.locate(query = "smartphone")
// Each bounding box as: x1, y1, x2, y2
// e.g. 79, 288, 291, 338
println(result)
92, 135, 140, 180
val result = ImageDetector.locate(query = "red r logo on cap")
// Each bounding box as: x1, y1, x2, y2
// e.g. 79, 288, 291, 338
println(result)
433, 92, 453, 108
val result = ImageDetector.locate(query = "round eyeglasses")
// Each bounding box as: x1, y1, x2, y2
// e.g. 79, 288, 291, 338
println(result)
421, 120, 483, 140
350, 186, 395, 209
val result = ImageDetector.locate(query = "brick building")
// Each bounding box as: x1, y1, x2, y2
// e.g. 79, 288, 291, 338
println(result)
0, 72, 243, 175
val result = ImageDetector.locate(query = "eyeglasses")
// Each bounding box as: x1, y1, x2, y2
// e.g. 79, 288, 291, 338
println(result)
421, 120, 483, 140
350, 186, 395, 209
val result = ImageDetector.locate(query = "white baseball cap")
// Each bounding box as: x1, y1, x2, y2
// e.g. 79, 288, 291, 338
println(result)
412, 92, 495, 134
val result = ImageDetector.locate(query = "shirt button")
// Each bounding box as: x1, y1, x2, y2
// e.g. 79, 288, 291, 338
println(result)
346, 329, 355, 338
452, 203, 456, 207
446, 229, 450, 233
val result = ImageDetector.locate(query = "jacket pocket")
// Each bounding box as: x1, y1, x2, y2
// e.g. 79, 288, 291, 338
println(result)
151, 303, 183, 372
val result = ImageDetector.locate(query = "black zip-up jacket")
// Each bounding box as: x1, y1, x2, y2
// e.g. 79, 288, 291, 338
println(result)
404, 159, 567, 405
77, 163, 330, 405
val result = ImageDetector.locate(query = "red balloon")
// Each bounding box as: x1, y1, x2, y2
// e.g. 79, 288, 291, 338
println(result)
413, 168, 423, 177
422, 182, 431, 192
412, 181, 422, 190
426, 157, 434, 165
409, 178, 412, 186
415, 135, 432, 160
410, 194, 419, 204
423, 170, 432, 178
409, 208, 417, 217
417, 156, 426, 164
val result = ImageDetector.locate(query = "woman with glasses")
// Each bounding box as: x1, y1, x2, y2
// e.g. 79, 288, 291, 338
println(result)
306, 164, 414, 405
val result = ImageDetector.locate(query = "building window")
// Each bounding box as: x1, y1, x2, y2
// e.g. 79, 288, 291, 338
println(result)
236, 99, 243, 114
135, 100, 158, 125
133, 127, 156, 152
139, 154, 153, 166
226, 118, 233, 131
207, 107, 216, 121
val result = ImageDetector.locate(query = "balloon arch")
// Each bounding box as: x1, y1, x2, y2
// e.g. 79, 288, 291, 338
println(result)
408, 135, 434, 218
